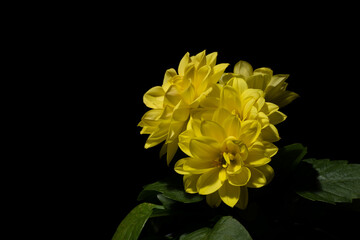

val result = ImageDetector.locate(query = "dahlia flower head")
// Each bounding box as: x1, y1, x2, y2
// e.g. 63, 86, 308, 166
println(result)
138, 50, 298, 208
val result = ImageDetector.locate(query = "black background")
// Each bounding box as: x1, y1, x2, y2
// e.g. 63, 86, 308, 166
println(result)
60, 5, 359, 239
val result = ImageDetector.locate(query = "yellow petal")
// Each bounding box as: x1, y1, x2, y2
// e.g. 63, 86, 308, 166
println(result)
264, 74, 299, 108
233, 60, 253, 78
230, 77, 248, 95
200, 84, 221, 108
266, 74, 289, 89
178, 129, 195, 157
226, 152, 245, 174
200, 120, 226, 144
182, 84, 196, 105
187, 115, 202, 137
189, 137, 220, 161
197, 168, 223, 195
219, 168, 227, 182
264, 74, 289, 98
268, 110, 287, 125
222, 139, 242, 155
228, 167, 251, 186
254, 95, 265, 111
167, 120, 186, 143
256, 112, 270, 129
140, 125, 157, 135
190, 87, 212, 109
246, 166, 267, 188
159, 105, 173, 120
253, 67, 273, 77
240, 89, 262, 120
218, 181, 240, 207
209, 63, 230, 85
247, 73, 271, 90
171, 100, 190, 121
166, 138, 179, 165
224, 115, 241, 139
212, 107, 232, 126
140, 109, 162, 122
174, 158, 191, 175
139, 109, 162, 132
184, 174, 201, 193
219, 73, 235, 85
271, 91, 300, 108
192, 50, 207, 69
261, 102, 279, 116
183, 157, 217, 174
246, 141, 271, 167
144, 121, 170, 148
235, 187, 248, 209
256, 164, 274, 184
263, 142, 278, 158
143, 86, 165, 109
182, 63, 195, 90
261, 124, 280, 142
192, 104, 217, 120
160, 142, 167, 158
200, 93, 220, 108
164, 85, 182, 107
206, 52, 218, 67
145, 135, 167, 149
223, 152, 231, 165
197, 65, 211, 83
193, 71, 211, 101
162, 68, 177, 92
178, 52, 190, 76
206, 191, 222, 208
221, 85, 239, 110
239, 120, 261, 146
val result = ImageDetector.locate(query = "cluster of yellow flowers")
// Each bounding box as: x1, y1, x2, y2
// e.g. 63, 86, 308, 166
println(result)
139, 51, 298, 209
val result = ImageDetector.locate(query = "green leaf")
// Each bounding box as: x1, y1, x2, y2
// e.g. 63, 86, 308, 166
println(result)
112, 203, 164, 240
180, 227, 211, 240
156, 193, 177, 209
271, 143, 307, 173
180, 216, 252, 240
138, 179, 204, 203
208, 216, 252, 240
296, 159, 360, 204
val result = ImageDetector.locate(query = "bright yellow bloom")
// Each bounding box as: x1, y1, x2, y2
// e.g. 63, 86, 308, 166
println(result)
174, 77, 284, 208
175, 109, 277, 209
221, 60, 299, 107
138, 50, 229, 164
218, 77, 287, 142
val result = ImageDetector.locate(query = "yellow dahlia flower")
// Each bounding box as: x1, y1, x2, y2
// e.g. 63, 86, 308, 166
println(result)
138, 50, 229, 164
221, 60, 299, 108
174, 109, 277, 209
218, 77, 287, 142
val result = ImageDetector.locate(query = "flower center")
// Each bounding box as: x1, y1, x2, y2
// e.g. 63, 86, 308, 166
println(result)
220, 152, 234, 168
231, 109, 241, 119
218, 138, 248, 171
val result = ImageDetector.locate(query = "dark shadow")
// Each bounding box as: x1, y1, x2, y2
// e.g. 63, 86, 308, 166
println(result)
292, 161, 320, 192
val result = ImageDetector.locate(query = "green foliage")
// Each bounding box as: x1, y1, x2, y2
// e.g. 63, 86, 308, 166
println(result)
205, 216, 252, 240
296, 158, 360, 204
271, 143, 307, 173
138, 176, 204, 203
179, 227, 211, 240
180, 216, 252, 240
113, 144, 360, 239
112, 203, 164, 240
271, 144, 360, 205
